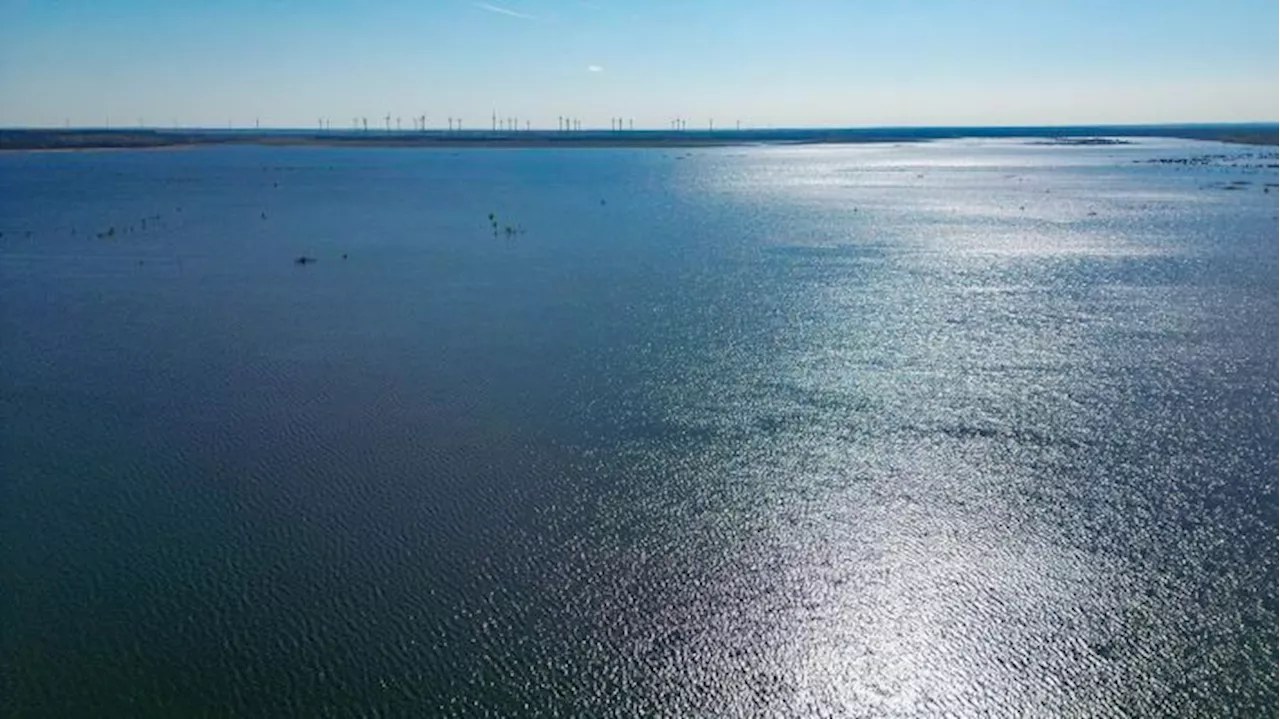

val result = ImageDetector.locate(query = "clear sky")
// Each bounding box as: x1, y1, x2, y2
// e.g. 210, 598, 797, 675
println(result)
1, 0, 1276, 129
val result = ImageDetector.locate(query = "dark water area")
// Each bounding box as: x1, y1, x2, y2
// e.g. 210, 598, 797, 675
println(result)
1, 139, 1276, 716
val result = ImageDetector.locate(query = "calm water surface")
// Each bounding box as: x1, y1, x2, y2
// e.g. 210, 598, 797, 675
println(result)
1, 139, 1276, 717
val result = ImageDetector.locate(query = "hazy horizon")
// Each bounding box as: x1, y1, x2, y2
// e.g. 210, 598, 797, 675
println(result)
3, 121, 1279, 133
1, 0, 1276, 130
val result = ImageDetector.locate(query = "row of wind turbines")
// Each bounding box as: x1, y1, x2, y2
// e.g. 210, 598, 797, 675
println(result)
89, 115, 745, 132
304, 114, 747, 133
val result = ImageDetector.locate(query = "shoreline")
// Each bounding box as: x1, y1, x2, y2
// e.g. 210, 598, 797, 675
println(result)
1, 124, 1275, 152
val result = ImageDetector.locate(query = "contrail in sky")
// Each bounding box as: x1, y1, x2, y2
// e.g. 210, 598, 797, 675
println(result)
472, 3, 534, 20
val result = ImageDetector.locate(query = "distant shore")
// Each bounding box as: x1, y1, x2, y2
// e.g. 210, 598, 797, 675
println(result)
1, 123, 1275, 152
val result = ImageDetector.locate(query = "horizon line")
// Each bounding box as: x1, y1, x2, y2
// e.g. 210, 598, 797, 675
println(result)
2, 120, 1277, 132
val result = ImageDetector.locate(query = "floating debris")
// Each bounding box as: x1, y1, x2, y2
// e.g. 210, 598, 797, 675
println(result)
295, 256, 316, 265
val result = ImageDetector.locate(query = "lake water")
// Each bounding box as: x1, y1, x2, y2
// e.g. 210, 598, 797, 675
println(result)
1, 139, 1276, 717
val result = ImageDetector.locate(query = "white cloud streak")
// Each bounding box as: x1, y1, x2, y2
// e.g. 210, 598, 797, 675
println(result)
472, 3, 534, 20
587, 65, 604, 73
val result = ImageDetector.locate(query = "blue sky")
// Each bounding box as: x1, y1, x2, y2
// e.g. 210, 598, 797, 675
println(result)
1, 0, 1275, 129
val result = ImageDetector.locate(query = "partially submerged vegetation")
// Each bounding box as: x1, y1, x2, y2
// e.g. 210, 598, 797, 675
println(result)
488, 212, 525, 238
1029, 137, 1132, 146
